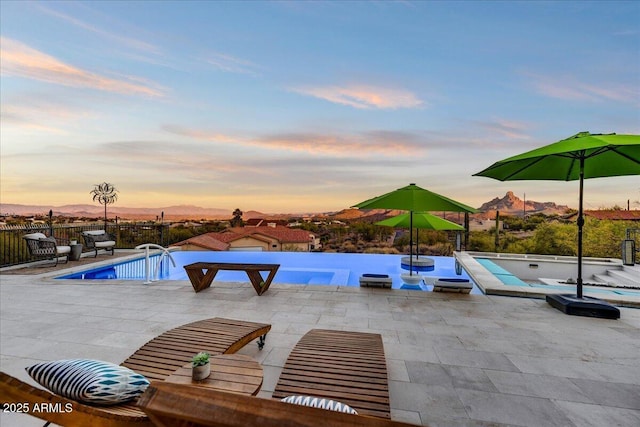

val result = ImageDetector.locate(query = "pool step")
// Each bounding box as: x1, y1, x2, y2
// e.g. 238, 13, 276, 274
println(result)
592, 264, 640, 288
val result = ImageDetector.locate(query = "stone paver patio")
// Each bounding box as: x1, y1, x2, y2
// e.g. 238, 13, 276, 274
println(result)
1, 259, 639, 426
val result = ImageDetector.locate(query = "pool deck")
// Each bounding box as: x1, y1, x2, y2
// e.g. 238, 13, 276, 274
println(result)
1, 252, 640, 426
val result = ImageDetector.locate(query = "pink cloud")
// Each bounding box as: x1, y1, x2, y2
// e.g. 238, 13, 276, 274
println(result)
163, 124, 425, 156
474, 119, 532, 139
290, 84, 423, 109
0, 37, 163, 97
205, 52, 261, 75
525, 72, 639, 104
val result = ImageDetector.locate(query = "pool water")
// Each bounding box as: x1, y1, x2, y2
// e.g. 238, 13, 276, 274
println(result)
58, 251, 479, 292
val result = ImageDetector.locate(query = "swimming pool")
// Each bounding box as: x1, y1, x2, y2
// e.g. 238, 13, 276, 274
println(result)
58, 251, 479, 293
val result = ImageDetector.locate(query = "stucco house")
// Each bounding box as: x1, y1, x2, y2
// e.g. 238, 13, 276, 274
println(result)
174, 226, 318, 252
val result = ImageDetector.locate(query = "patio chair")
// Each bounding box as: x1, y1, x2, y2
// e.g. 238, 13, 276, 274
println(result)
138, 382, 418, 427
82, 230, 116, 257
0, 317, 271, 427
272, 329, 391, 419
23, 232, 71, 266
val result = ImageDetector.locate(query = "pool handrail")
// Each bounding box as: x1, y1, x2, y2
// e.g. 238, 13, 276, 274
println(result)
135, 243, 176, 284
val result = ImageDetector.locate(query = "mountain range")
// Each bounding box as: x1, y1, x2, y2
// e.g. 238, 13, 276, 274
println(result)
1, 192, 570, 221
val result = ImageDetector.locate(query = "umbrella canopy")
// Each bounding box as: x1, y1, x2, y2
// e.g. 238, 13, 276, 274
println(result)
474, 132, 640, 299
354, 184, 476, 274
376, 212, 465, 230
354, 183, 478, 213
377, 212, 465, 266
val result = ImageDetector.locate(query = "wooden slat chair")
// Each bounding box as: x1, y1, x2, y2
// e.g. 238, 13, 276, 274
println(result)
272, 329, 391, 419
138, 382, 420, 427
0, 317, 271, 427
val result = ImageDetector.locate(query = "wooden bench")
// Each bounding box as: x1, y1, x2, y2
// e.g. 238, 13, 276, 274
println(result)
1, 317, 271, 427
138, 382, 419, 427
184, 262, 280, 295
272, 329, 391, 419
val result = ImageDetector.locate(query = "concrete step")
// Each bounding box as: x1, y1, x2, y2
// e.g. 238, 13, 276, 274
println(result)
592, 274, 616, 286
621, 263, 640, 278
609, 269, 640, 286
594, 269, 640, 288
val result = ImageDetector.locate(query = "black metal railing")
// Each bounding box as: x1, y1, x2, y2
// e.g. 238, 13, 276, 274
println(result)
0, 223, 169, 267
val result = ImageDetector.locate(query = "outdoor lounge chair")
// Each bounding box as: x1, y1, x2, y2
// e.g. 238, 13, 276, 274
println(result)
137, 382, 418, 427
272, 329, 391, 419
82, 230, 116, 257
23, 232, 71, 266
359, 273, 392, 288
432, 277, 472, 293
0, 317, 271, 427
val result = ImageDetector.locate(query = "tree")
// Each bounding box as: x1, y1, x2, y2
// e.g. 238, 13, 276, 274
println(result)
90, 182, 118, 229
230, 208, 243, 227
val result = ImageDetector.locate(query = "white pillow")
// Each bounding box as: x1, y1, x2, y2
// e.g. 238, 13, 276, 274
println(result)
26, 359, 149, 405
281, 395, 358, 414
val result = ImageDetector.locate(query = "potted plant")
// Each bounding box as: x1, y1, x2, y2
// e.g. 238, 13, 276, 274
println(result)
191, 352, 210, 381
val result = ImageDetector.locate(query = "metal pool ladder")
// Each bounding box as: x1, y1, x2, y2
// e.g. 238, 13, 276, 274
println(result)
135, 243, 176, 284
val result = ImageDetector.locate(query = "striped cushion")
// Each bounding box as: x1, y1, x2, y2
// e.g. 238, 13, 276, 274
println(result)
26, 359, 149, 405
281, 395, 358, 414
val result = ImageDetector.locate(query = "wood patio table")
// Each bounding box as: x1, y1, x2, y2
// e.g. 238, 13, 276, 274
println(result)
184, 262, 280, 295
164, 354, 263, 396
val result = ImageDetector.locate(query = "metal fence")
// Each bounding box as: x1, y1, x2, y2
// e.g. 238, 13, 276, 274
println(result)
0, 223, 169, 267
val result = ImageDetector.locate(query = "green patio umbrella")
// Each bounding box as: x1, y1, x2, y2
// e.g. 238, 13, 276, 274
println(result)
376, 211, 466, 230
474, 132, 640, 318
376, 212, 465, 265
354, 184, 477, 274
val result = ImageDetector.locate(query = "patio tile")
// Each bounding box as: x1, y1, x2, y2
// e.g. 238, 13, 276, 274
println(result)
456, 389, 576, 427
485, 370, 594, 403
507, 354, 640, 385
434, 347, 521, 372
406, 361, 498, 393
554, 400, 640, 427
569, 378, 640, 410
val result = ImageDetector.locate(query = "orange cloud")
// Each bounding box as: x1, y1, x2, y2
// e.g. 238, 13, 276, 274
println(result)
162, 124, 425, 156
0, 37, 163, 97
291, 84, 423, 109
255, 131, 424, 155
162, 125, 242, 143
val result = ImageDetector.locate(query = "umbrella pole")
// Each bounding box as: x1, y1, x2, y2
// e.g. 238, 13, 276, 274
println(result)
409, 211, 414, 275
577, 157, 585, 298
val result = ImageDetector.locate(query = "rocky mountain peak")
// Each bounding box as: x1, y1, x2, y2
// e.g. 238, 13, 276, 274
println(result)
479, 192, 569, 217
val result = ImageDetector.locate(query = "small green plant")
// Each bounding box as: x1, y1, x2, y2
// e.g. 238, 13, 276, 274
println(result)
192, 352, 210, 367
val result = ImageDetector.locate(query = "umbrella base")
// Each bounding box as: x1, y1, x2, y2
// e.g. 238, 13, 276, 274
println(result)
546, 294, 620, 319
401, 256, 435, 272
400, 273, 423, 286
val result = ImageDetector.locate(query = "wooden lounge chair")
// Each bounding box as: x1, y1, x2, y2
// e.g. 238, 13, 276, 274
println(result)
138, 382, 419, 427
0, 317, 271, 427
272, 329, 391, 419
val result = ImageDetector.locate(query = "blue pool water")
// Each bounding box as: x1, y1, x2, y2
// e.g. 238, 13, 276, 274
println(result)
58, 251, 478, 292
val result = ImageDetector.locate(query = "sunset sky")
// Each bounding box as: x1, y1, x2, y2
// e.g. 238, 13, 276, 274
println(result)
1, 1, 639, 214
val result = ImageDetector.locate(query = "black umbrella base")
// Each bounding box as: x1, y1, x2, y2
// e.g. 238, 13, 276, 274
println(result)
546, 294, 620, 319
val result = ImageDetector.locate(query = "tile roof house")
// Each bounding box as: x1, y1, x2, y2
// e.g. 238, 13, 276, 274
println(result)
583, 210, 640, 221
244, 218, 288, 227
173, 226, 318, 252
566, 210, 640, 221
